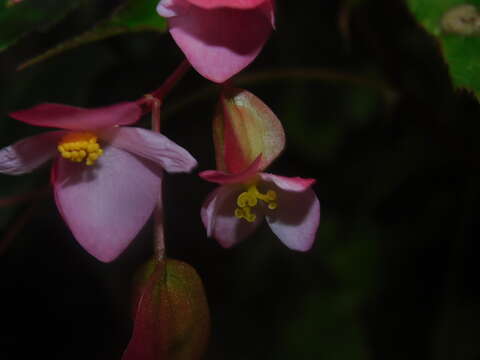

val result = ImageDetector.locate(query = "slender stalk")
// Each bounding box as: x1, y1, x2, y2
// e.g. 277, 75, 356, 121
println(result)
149, 94, 162, 142
144, 59, 191, 261
149, 97, 165, 261
163, 67, 396, 118
150, 59, 191, 100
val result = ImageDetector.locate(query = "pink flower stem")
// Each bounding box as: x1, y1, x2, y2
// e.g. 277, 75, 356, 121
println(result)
146, 60, 190, 261
149, 98, 165, 261
150, 59, 191, 100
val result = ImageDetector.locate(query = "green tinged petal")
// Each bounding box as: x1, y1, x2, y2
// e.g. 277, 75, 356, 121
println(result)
213, 88, 285, 173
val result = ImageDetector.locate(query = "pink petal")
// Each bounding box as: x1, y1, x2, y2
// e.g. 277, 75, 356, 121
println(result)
213, 89, 284, 173
157, 0, 190, 18
0, 131, 65, 175
10, 102, 142, 131
262, 0, 275, 28
201, 184, 262, 248
259, 173, 316, 192
200, 186, 224, 237
161, 1, 273, 83
99, 127, 197, 173
186, 0, 267, 9
199, 154, 261, 184
158, 0, 275, 26
52, 146, 162, 262
265, 187, 320, 251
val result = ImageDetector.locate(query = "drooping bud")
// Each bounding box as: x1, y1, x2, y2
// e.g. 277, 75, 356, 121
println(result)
213, 88, 285, 174
122, 258, 210, 360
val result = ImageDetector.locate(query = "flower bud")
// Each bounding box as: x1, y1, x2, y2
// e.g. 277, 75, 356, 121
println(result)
123, 258, 210, 360
213, 88, 285, 174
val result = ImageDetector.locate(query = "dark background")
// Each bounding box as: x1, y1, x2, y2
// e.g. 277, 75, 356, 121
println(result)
1, 0, 479, 359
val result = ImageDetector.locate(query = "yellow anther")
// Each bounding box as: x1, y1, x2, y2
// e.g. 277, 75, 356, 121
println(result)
234, 207, 256, 223
234, 184, 278, 222
87, 143, 99, 152
236, 190, 258, 208
58, 132, 103, 166
266, 190, 277, 201
268, 202, 278, 210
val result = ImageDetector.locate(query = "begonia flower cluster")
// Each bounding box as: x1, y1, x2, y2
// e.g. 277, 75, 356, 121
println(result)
0, 2, 319, 358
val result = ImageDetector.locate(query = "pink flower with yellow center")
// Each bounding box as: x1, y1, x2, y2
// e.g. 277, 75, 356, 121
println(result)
157, 0, 275, 83
0, 101, 197, 262
199, 89, 320, 250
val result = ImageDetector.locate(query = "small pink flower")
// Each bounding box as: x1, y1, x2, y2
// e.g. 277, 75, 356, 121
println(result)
199, 89, 320, 251
0, 102, 197, 262
157, 0, 275, 83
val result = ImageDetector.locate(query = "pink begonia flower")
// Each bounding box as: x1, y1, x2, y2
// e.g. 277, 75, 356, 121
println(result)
157, 0, 275, 83
0, 102, 197, 262
199, 89, 320, 251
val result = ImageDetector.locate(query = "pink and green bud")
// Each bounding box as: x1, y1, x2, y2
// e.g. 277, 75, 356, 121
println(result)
213, 88, 285, 174
123, 258, 210, 360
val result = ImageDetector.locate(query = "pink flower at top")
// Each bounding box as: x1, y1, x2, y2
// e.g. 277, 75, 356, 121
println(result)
0, 101, 197, 262
199, 88, 320, 251
157, 0, 275, 83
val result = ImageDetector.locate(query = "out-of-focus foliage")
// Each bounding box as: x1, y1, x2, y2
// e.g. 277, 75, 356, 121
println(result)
18, 0, 167, 69
0, 0, 82, 52
1, 1, 480, 360
406, 0, 480, 98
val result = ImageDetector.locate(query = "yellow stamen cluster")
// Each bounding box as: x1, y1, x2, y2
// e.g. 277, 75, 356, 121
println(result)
57, 132, 103, 166
234, 184, 277, 223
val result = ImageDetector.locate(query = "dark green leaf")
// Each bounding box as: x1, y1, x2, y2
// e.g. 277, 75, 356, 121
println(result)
18, 0, 167, 70
0, 0, 83, 52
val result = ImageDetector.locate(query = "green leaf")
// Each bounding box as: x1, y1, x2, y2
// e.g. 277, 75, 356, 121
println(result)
18, 0, 168, 70
406, 0, 480, 97
0, 0, 83, 52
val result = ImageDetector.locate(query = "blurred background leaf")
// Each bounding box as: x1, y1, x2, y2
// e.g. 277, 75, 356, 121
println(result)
406, 0, 480, 98
18, 0, 167, 70
1, 0, 480, 359
0, 0, 83, 52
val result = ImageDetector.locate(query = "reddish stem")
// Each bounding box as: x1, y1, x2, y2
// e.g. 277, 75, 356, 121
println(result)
144, 60, 190, 261
150, 59, 191, 100
149, 98, 165, 260
136, 60, 191, 260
